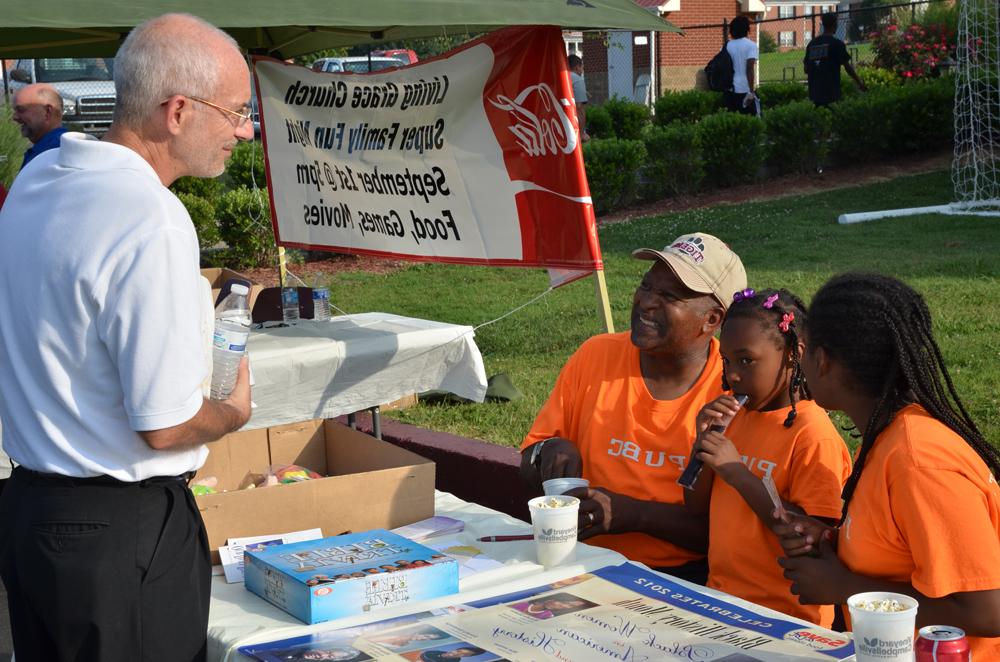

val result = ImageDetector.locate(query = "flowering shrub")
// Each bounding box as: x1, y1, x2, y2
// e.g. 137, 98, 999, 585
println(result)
870, 22, 956, 80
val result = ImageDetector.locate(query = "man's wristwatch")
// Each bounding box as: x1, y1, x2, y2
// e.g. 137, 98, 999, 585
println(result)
528, 438, 551, 468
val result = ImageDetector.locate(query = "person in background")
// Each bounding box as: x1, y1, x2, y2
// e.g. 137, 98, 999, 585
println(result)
804, 12, 867, 107
684, 288, 850, 627
520, 233, 747, 585
11, 82, 67, 169
725, 16, 759, 115
775, 273, 1000, 657
568, 53, 589, 142
0, 13, 254, 661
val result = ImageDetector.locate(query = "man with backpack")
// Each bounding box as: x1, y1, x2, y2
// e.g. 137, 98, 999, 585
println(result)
804, 12, 867, 107
706, 16, 758, 116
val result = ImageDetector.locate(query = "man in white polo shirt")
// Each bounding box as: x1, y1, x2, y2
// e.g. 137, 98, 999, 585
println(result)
0, 13, 253, 662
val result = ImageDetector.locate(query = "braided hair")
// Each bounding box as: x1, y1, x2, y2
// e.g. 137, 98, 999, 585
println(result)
722, 288, 810, 428
805, 273, 1000, 522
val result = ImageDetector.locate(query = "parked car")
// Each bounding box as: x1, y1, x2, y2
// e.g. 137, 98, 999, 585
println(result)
372, 49, 419, 66
9, 58, 116, 136
310, 56, 402, 74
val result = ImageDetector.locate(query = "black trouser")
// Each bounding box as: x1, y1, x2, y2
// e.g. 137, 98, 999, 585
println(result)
723, 91, 757, 116
655, 557, 709, 586
0, 466, 210, 662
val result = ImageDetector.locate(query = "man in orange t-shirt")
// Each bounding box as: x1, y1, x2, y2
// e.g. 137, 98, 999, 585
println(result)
520, 233, 747, 583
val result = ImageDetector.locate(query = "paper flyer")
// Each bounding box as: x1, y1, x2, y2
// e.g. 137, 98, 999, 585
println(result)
240, 562, 855, 661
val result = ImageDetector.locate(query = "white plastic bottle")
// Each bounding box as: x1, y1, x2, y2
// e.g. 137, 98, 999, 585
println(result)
281, 286, 300, 324
210, 284, 251, 400
312, 286, 331, 321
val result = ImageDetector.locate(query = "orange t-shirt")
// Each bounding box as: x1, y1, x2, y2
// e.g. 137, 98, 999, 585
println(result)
706, 400, 851, 627
839, 404, 1000, 657
521, 332, 723, 568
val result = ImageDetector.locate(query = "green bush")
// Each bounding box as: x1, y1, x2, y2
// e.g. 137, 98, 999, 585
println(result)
889, 76, 953, 153
756, 82, 808, 110
602, 97, 651, 140
225, 141, 267, 190
177, 192, 221, 255
764, 101, 832, 175
842, 66, 902, 98
171, 176, 224, 205
696, 111, 767, 188
586, 104, 614, 139
829, 88, 897, 163
216, 186, 277, 269
0, 106, 28, 188
582, 138, 647, 215
652, 89, 723, 126
759, 30, 778, 54
640, 123, 704, 200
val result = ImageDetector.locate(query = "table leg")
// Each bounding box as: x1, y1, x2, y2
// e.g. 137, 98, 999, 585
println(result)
371, 406, 381, 440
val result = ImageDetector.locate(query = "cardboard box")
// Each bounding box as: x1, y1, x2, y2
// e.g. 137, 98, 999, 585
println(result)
200, 267, 264, 310
194, 419, 436, 565
244, 530, 459, 624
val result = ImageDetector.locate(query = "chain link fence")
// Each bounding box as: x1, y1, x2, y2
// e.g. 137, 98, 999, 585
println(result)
673, 0, 950, 90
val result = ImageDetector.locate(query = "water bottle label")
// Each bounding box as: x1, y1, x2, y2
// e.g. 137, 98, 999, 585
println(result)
282, 288, 299, 305
213, 328, 249, 352
312, 288, 329, 301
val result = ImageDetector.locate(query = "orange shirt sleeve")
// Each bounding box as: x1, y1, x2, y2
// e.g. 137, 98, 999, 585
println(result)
520, 343, 582, 452
890, 466, 1000, 597
787, 429, 851, 521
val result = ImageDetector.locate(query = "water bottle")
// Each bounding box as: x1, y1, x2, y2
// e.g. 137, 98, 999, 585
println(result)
210, 284, 251, 400
281, 286, 300, 324
312, 286, 331, 321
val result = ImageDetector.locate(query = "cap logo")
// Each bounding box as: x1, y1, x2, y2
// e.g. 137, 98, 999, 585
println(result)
670, 236, 706, 264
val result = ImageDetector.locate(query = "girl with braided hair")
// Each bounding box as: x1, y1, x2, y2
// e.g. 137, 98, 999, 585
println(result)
776, 273, 1000, 655
684, 288, 851, 626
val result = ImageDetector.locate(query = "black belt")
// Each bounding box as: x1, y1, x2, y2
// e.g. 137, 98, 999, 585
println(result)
15, 466, 196, 487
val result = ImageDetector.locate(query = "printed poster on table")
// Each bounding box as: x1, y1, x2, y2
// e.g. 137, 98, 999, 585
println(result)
240, 562, 856, 661
253, 25, 602, 283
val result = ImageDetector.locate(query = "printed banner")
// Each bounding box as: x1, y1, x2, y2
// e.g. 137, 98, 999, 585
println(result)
240, 562, 856, 661
253, 26, 602, 274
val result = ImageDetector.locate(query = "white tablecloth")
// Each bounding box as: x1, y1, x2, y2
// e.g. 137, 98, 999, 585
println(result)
244, 313, 488, 430
208, 491, 627, 661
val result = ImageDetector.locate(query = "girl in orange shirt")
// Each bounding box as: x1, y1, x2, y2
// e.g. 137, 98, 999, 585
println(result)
776, 273, 1000, 657
685, 288, 850, 626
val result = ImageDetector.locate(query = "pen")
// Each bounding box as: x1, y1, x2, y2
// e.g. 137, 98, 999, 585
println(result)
476, 534, 534, 542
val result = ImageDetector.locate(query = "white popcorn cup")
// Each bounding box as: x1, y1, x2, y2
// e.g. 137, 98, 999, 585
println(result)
542, 477, 590, 496
528, 495, 580, 568
848, 591, 919, 662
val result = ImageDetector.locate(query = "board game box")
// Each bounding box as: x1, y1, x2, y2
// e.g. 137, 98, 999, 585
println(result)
244, 529, 460, 624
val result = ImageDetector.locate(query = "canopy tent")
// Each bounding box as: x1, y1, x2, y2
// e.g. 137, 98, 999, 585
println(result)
0, 0, 677, 59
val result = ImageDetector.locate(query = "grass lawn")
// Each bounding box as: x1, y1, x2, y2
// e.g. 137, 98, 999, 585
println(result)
319, 169, 1000, 451
759, 43, 874, 83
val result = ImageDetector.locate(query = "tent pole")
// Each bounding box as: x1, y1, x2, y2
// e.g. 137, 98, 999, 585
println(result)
277, 246, 288, 288
593, 269, 614, 333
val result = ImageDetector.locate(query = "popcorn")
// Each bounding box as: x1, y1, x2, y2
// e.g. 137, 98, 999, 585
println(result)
852, 598, 911, 613
536, 497, 572, 509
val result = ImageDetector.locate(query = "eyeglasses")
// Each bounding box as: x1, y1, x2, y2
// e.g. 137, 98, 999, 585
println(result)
187, 95, 253, 127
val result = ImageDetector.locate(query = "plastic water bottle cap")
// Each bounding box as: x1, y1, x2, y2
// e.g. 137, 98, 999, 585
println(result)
230, 284, 249, 296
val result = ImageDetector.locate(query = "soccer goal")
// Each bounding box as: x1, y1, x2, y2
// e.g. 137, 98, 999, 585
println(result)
839, 0, 1000, 223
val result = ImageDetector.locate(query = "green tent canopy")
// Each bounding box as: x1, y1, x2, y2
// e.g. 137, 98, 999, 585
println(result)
0, 0, 677, 58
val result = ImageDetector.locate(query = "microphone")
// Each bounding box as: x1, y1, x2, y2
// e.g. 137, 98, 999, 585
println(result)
677, 394, 748, 490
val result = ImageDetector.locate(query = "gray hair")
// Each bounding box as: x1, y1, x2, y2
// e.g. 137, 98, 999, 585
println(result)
113, 13, 241, 128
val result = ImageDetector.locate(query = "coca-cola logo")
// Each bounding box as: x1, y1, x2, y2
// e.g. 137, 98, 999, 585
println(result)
489, 83, 577, 157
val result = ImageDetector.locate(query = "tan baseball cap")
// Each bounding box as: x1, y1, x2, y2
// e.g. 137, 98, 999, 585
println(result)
632, 233, 747, 310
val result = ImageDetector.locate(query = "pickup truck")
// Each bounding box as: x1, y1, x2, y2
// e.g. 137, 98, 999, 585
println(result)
9, 58, 116, 136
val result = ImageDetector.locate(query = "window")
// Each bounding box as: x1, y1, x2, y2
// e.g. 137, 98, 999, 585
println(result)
804, 30, 812, 42
779, 6, 795, 19
779, 31, 796, 47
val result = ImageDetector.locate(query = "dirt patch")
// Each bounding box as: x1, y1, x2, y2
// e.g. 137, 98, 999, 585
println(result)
599, 151, 951, 226
239, 152, 951, 283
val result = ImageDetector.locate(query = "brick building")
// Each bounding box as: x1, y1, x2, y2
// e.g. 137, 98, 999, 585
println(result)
579, 0, 764, 103
760, 2, 841, 51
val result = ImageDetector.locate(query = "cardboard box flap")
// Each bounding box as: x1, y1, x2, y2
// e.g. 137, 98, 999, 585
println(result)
267, 419, 327, 474
322, 420, 434, 476
195, 427, 269, 492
